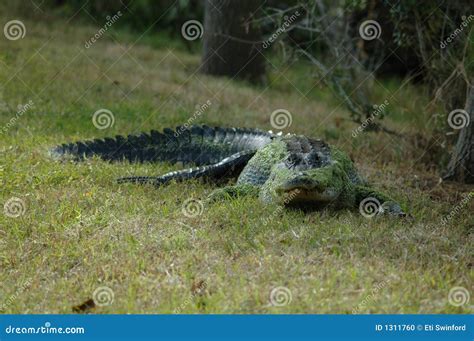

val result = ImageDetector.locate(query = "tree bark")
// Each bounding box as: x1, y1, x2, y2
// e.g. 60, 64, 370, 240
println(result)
200, 0, 265, 83
443, 84, 474, 183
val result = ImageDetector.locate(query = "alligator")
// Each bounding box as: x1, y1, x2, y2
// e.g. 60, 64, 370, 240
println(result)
51, 125, 406, 216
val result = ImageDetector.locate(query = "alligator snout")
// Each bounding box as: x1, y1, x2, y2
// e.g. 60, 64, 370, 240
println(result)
277, 175, 320, 192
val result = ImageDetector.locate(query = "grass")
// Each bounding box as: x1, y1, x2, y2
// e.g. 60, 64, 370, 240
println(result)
0, 13, 473, 314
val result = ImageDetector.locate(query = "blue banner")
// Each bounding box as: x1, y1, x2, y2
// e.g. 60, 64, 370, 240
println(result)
1, 314, 472, 340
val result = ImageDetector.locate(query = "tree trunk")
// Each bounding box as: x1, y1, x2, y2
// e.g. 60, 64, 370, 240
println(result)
200, 0, 265, 83
443, 84, 474, 183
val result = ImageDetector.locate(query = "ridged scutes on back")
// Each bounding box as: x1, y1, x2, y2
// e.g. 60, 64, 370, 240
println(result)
50, 125, 273, 166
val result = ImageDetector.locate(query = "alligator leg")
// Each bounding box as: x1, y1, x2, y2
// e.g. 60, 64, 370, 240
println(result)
117, 150, 255, 187
354, 185, 406, 217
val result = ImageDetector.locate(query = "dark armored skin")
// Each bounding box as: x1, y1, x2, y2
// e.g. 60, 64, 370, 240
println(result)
51, 125, 405, 215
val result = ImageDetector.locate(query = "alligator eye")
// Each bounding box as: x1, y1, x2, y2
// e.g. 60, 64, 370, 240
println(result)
284, 159, 294, 168
307, 151, 321, 166
310, 151, 320, 161
285, 155, 301, 168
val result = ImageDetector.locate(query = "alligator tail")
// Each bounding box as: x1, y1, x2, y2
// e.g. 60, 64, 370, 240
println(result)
51, 125, 272, 166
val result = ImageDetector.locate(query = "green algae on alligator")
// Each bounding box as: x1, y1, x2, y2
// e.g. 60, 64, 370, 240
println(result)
51, 125, 406, 216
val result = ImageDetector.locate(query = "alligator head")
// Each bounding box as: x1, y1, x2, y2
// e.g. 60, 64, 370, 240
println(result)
259, 137, 354, 207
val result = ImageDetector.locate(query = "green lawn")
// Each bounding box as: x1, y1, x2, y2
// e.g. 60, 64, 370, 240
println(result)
0, 14, 472, 314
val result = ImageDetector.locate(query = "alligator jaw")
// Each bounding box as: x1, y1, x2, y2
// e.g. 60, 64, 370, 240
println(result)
275, 178, 338, 205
